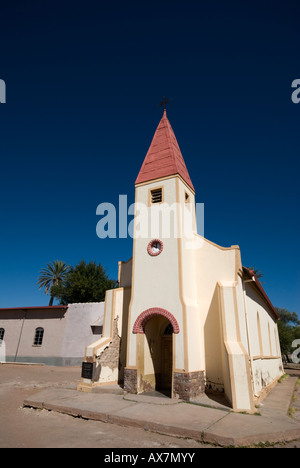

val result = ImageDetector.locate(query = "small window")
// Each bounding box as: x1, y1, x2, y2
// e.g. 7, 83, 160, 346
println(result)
150, 188, 162, 204
91, 325, 103, 336
0, 328, 5, 342
147, 239, 164, 256
33, 328, 44, 346
185, 192, 190, 203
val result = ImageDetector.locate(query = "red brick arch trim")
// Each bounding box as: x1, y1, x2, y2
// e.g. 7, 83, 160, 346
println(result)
133, 308, 180, 334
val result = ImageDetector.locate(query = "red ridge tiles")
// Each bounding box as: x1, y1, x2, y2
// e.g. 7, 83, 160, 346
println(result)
133, 307, 180, 334
136, 110, 195, 192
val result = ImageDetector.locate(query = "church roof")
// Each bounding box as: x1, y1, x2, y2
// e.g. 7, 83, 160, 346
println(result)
135, 110, 195, 192
242, 267, 280, 321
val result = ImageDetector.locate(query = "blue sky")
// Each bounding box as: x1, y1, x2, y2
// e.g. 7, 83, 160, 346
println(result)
0, 0, 299, 314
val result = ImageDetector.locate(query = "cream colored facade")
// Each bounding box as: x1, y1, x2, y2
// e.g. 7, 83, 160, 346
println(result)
78, 112, 283, 412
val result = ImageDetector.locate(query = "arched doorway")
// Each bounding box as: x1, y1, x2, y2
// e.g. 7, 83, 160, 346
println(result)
144, 316, 174, 396
133, 308, 179, 397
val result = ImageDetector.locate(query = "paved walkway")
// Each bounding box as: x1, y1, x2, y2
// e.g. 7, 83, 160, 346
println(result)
24, 376, 300, 447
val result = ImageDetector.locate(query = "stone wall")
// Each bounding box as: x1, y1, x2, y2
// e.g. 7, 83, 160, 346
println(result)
173, 371, 205, 401
95, 317, 121, 383
124, 368, 138, 393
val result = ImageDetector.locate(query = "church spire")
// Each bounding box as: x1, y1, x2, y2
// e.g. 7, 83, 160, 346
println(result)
135, 111, 195, 192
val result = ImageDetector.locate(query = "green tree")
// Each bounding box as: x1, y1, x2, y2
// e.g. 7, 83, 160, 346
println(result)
51, 260, 117, 305
37, 260, 71, 306
276, 308, 300, 326
276, 307, 300, 360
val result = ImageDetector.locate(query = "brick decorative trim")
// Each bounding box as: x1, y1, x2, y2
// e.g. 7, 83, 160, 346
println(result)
133, 307, 180, 334
147, 239, 164, 257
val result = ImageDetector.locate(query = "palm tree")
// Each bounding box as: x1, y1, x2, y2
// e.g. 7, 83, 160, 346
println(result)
37, 261, 70, 306
248, 267, 265, 284
247, 267, 264, 280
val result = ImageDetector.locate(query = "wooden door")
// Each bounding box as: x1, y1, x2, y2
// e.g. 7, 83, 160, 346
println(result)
161, 336, 172, 390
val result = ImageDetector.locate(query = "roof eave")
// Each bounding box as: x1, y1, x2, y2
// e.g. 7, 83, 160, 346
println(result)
242, 267, 280, 321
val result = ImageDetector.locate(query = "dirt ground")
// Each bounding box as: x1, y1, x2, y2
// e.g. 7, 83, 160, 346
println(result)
0, 364, 214, 449
0, 364, 299, 449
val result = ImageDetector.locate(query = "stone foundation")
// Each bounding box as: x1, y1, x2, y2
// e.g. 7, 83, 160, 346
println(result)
96, 318, 121, 372
173, 371, 205, 401
124, 368, 138, 393
124, 369, 205, 401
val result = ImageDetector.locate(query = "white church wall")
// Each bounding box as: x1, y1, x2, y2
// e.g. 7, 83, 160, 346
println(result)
218, 281, 254, 412
245, 282, 283, 396
103, 290, 114, 338
245, 283, 280, 357
195, 236, 238, 325
175, 180, 203, 373
252, 358, 283, 395
128, 178, 185, 371
236, 275, 250, 353
195, 236, 239, 380
118, 258, 132, 288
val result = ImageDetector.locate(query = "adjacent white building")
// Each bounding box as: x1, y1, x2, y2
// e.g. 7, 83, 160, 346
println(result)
0, 303, 104, 366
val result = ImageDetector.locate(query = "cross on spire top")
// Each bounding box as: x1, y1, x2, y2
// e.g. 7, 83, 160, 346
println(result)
159, 96, 171, 110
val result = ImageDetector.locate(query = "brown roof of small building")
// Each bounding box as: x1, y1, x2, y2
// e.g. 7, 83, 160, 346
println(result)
0, 305, 68, 311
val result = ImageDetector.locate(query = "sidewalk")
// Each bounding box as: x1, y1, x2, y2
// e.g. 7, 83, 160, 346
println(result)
24, 377, 300, 447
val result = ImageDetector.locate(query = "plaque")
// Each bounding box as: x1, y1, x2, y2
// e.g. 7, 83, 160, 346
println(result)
81, 361, 95, 380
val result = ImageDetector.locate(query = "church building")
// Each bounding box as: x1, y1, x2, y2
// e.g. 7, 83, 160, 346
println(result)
78, 110, 283, 413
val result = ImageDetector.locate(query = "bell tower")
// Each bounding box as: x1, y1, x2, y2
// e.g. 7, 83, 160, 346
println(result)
124, 110, 205, 400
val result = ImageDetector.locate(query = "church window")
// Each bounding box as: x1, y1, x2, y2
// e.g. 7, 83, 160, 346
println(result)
274, 328, 279, 356
257, 313, 263, 356
150, 188, 163, 204
0, 328, 5, 342
147, 239, 164, 256
33, 327, 44, 346
268, 323, 273, 356
91, 325, 103, 335
185, 192, 190, 203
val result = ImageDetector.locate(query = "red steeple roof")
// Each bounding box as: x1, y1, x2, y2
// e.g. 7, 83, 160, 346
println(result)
135, 110, 195, 192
